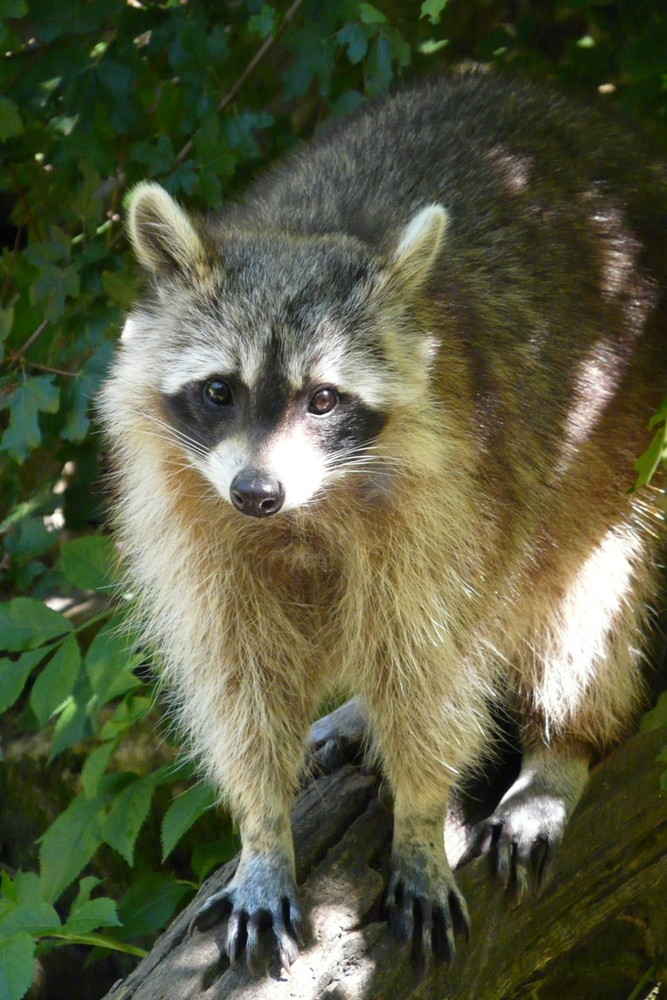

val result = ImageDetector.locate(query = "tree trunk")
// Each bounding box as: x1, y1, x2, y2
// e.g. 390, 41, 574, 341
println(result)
102, 727, 667, 1000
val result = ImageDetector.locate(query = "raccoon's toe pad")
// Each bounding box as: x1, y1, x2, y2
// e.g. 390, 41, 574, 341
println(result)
190, 870, 304, 975
385, 854, 470, 969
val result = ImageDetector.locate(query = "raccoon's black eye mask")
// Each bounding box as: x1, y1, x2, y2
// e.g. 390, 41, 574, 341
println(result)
201, 377, 339, 418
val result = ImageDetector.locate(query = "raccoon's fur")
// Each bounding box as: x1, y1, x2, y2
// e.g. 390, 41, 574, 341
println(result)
99, 73, 667, 972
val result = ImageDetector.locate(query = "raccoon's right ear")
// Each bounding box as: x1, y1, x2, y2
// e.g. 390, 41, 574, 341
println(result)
126, 182, 207, 279
385, 204, 448, 296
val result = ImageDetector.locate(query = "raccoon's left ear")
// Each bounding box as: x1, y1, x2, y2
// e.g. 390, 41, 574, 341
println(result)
127, 182, 207, 279
385, 204, 448, 295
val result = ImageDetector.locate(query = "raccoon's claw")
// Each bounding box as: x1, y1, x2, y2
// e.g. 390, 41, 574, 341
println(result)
461, 802, 564, 899
384, 852, 470, 968
190, 867, 305, 975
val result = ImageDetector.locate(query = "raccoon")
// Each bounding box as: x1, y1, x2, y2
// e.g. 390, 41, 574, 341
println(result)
99, 72, 667, 973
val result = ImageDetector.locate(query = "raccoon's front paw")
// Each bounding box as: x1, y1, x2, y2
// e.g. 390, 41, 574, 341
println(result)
190, 854, 305, 975
385, 845, 470, 969
462, 790, 568, 899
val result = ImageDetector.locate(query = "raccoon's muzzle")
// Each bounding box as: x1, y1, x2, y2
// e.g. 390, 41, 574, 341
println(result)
230, 467, 285, 517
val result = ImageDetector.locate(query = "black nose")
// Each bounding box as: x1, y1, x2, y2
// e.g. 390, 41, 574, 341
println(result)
230, 469, 285, 518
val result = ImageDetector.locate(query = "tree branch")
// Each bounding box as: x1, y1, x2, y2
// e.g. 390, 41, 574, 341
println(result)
101, 728, 667, 1000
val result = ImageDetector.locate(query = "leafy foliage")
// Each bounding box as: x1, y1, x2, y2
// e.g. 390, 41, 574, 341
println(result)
0, 2, 665, 997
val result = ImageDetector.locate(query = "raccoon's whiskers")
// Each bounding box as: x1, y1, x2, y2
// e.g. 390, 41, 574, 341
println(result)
140, 411, 209, 462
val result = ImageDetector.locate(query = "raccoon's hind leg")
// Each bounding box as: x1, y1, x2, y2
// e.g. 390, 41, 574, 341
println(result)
464, 523, 654, 898
308, 696, 367, 771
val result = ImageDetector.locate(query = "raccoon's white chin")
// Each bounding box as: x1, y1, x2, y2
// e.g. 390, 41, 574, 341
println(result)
199, 428, 329, 513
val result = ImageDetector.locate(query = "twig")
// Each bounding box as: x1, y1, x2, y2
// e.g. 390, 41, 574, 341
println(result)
24, 361, 80, 378
174, 0, 308, 168
9, 318, 49, 365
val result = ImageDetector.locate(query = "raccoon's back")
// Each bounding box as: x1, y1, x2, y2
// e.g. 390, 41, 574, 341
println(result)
219, 72, 666, 267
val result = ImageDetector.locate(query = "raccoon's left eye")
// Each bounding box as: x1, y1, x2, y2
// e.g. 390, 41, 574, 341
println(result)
203, 378, 233, 407
308, 386, 338, 416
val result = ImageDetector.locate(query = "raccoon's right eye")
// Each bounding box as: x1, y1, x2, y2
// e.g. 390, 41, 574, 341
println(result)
308, 386, 338, 415
203, 378, 233, 407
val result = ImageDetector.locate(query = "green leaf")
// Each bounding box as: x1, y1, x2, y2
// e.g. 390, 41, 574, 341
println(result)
24, 243, 79, 322
0, 599, 72, 653
0, 377, 60, 464
0, 1, 27, 18
117, 874, 191, 939
5, 517, 55, 564
99, 694, 152, 741
0, 648, 48, 712
61, 897, 120, 936
101, 268, 140, 310
0, 97, 23, 141
641, 691, 667, 731
161, 783, 217, 861
47, 931, 147, 958
358, 2, 386, 24
102, 774, 158, 866
69, 877, 102, 913
58, 535, 115, 591
0, 934, 35, 1000
420, 0, 447, 25
85, 619, 142, 708
10, 873, 42, 907
366, 32, 393, 97
634, 423, 667, 489
48, 672, 95, 760
39, 793, 105, 903
81, 741, 118, 798
0, 899, 60, 940
338, 23, 368, 65
191, 835, 240, 882
248, 4, 276, 39
30, 635, 82, 727
419, 38, 448, 55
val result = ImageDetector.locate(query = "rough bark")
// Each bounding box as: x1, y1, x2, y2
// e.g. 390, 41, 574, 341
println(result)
102, 727, 667, 1000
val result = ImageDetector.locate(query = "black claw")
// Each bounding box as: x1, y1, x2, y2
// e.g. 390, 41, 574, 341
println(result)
276, 926, 299, 973
245, 915, 266, 976
413, 897, 433, 966
459, 819, 498, 868
226, 911, 247, 967
536, 838, 558, 895
385, 867, 469, 970
431, 906, 449, 963
282, 896, 305, 947
190, 892, 233, 935
190, 882, 304, 976
393, 900, 414, 946
496, 835, 514, 888
448, 890, 470, 943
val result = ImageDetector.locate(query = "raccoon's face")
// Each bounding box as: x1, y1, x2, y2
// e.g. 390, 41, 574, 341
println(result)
120, 184, 447, 517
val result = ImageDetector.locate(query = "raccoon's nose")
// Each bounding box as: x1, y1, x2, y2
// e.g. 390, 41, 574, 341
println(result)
230, 469, 285, 518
